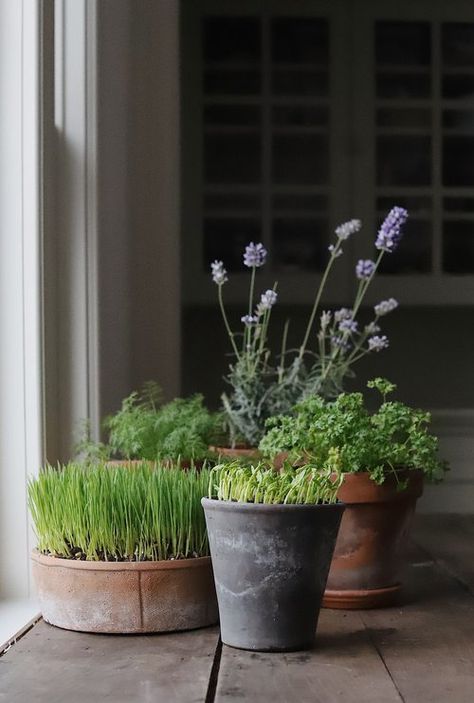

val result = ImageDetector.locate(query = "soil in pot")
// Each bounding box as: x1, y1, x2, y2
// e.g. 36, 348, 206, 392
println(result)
323, 470, 423, 609
32, 551, 218, 634
202, 498, 344, 652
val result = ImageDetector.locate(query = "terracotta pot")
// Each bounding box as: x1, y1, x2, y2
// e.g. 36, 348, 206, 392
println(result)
209, 445, 261, 461
323, 470, 423, 609
31, 551, 218, 634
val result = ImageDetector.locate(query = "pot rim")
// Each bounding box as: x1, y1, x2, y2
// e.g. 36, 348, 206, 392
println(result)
201, 497, 344, 513
31, 549, 211, 571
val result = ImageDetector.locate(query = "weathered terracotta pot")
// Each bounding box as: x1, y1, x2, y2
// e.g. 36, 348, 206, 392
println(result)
32, 551, 218, 633
209, 445, 261, 461
323, 470, 423, 609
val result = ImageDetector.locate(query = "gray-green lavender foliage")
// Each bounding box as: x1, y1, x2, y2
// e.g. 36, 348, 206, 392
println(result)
211, 207, 408, 447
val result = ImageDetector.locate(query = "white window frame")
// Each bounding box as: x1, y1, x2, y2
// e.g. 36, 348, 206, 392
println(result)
0, 0, 103, 646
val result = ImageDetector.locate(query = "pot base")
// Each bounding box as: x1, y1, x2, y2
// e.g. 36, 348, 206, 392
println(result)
322, 583, 400, 610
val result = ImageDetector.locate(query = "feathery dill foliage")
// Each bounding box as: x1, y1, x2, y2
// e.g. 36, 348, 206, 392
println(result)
209, 462, 342, 505
103, 383, 220, 461
28, 463, 210, 561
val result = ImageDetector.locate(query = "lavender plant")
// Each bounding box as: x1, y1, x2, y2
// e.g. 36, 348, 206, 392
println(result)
212, 207, 408, 447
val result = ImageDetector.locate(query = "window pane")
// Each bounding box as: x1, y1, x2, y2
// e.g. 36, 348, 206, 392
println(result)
377, 196, 432, 217
273, 193, 327, 211
203, 218, 261, 271
272, 70, 328, 96
442, 75, 474, 100
443, 137, 474, 186
204, 69, 260, 95
444, 196, 474, 213
377, 136, 431, 186
377, 108, 431, 129
204, 192, 260, 211
378, 219, 432, 273
273, 218, 328, 271
273, 135, 328, 184
203, 17, 260, 63
443, 220, 474, 273
376, 73, 431, 99
204, 105, 261, 126
204, 133, 261, 183
273, 105, 328, 127
271, 18, 328, 64
443, 110, 474, 130
376, 22, 431, 66
442, 23, 474, 67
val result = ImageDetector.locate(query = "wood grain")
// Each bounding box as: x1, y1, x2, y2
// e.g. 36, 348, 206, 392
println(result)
0, 621, 219, 703
215, 610, 403, 703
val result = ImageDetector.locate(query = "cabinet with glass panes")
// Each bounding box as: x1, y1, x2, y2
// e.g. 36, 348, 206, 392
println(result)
182, 0, 474, 305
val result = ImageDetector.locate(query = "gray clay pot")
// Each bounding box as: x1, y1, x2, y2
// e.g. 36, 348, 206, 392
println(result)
202, 498, 344, 652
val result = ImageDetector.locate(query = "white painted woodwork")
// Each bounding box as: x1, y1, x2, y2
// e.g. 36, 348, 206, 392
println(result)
0, 0, 45, 599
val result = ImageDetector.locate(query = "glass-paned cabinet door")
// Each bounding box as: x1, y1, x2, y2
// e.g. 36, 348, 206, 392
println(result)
442, 21, 474, 273
355, 0, 474, 303
182, 0, 351, 304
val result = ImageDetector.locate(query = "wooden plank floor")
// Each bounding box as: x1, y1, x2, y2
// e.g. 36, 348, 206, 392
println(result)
1, 515, 474, 703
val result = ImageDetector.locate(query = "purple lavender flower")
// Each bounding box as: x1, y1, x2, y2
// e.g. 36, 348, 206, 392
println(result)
334, 307, 353, 323
259, 289, 277, 311
331, 335, 350, 350
365, 321, 381, 335
339, 319, 358, 334
243, 242, 267, 268
375, 207, 408, 252
328, 244, 343, 258
368, 335, 389, 352
374, 298, 398, 317
211, 260, 228, 285
241, 314, 258, 326
335, 219, 362, 240
356, 259, 376, 280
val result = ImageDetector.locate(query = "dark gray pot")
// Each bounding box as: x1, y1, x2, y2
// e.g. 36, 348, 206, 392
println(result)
201, 498, 344, 652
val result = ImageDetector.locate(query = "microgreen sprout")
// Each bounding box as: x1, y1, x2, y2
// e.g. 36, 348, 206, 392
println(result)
28, 462, 211, 561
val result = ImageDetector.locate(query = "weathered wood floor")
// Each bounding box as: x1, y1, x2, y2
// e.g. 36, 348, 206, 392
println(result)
1, 515, 474, 703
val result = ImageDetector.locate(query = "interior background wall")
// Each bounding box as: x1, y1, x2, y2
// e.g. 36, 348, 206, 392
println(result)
182, 305, 474, 410
92, 2, 473, 511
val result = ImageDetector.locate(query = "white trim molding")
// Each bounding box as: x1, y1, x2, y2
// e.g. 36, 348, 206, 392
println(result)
47, 0, 100, 460
0, 0, 46, 599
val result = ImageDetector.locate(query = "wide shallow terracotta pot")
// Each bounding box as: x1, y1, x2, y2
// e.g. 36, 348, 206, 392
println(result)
202, 498, 344, 652
323, 470, 423, 609
209, 445, 261, 461
32, 551, 218, 634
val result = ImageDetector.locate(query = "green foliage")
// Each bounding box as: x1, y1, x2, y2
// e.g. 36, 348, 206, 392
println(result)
103, 383, 220, 461
259, 379, 448, 485
209, 461, 342, 505
74, 419, 111, 462
28, 462, 210, 561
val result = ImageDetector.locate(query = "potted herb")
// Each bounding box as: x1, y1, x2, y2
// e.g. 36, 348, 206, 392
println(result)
202, 462, 344, 651
259, 378, 448, 608
29, 462, 218, 633
77, 383, 220, 466
211, 207, 408, 450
